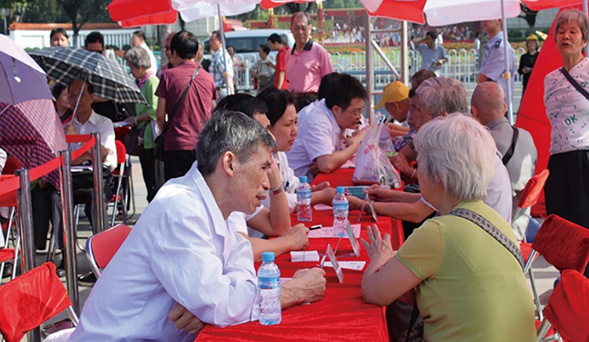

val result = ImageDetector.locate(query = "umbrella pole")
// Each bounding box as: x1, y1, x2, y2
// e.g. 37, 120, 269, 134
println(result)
583, 0, 589, 56
218, 4, 232, 95
501, 0, 514, 124
365, 14, 374, 124
71, 80, 86, 122
16, 168, 42, 342
59, 149, 80, 315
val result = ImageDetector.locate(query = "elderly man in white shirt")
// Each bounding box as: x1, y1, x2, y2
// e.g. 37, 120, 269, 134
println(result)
286, 74, 369, 181
66, 111, 326, 342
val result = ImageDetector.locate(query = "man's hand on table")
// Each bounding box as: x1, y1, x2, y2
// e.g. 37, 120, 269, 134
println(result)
281, 268, 327, 308
311, 181, 330, 191
282, 224, 309, 251
347, 194, 365, 211
361, 225, 395, 272
168, 303, 205, 335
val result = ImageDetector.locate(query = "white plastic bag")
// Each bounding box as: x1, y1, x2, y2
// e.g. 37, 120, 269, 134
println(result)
352, 114, 402, 188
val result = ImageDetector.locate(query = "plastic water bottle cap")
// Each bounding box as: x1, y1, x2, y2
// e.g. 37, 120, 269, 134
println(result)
336, 186, 345, 194
299, 176, 307, 183
261, 251, 275, 262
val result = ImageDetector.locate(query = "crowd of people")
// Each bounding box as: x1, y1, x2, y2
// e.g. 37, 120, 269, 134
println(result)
1, 7, 588, 342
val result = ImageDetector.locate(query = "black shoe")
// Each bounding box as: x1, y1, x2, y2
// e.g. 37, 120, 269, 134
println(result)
2, 263, 13, 278
77, 272, 97, 286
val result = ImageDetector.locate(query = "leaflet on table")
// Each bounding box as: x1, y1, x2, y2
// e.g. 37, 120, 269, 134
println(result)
313, 203, 332, 211
323, 261, 366, 271
290, 250, 319, 262
308, 223, 360, 238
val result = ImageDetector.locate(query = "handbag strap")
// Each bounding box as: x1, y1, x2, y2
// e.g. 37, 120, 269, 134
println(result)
559, 67, 589, 101
162, 66, 200, 135
450, 208, 525, 270
501, 126, 519, 166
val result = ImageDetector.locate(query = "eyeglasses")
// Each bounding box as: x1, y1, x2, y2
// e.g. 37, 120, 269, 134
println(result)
344, 107, 364, 117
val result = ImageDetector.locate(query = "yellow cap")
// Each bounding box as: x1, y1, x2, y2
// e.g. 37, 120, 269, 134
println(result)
526, 34, 539, 41
375, 81, 410, 110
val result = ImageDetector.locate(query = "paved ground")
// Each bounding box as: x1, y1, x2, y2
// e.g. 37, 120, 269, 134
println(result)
4, 156, 559, 340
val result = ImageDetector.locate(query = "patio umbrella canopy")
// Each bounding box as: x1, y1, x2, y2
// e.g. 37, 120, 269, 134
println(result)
0, 99, 67, 189
29, 47, 146, 105
0, 34, 52, 105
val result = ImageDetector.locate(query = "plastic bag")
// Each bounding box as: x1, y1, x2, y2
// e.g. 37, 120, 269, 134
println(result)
353, 113, 402, 188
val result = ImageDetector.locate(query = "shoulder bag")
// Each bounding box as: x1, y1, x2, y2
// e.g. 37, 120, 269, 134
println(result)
154, 66, 200, 161
396, 207, 525, 342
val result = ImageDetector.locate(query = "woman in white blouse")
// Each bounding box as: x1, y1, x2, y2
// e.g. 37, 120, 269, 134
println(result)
544, 9, 589, 252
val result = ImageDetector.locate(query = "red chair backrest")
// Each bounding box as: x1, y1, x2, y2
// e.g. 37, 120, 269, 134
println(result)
114, 140, 127, 164
532, 214, 589, 273
89, 224, 131, 269
2, 157, 22, 175
543, 269, 589, 342
0, 263, 71, 342
517, 169, 549, 209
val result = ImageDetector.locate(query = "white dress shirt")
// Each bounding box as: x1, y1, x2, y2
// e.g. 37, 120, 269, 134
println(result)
67, 163, 260, 342
286, 99, 343, 180
71, 110, 117, 170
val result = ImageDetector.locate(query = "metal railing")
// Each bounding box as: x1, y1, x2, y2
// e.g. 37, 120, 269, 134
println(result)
231, 47, 526, 95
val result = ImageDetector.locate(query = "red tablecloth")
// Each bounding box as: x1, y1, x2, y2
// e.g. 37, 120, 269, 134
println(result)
196, 170, 393, 342
314, 169, 405, 250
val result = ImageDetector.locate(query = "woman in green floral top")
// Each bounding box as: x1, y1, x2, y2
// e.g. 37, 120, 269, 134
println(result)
125, 47, 160, 202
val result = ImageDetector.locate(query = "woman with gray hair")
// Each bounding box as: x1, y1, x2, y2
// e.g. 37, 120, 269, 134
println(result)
544, 9, 589, 253
361, 114, 536, 341
124, 47, 160, 202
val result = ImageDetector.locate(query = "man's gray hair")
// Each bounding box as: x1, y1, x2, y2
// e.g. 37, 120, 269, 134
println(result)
415, 77, 468, 118
554, 9, 589, 43
196, 110, 277, 176
414, 113, 497, 201
125, 47, 151, 69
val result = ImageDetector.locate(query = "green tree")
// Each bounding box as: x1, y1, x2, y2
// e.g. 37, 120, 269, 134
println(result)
57, 0, 110, 47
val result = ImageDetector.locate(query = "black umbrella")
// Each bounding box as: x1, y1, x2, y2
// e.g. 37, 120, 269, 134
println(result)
29, 47, 146, 104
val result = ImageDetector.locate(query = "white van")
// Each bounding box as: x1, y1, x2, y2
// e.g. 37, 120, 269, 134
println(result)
203, 29, 294, 56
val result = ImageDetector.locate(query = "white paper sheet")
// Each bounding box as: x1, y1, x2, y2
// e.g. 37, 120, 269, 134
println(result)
313, 203, 333, 211
324, 261, 366, 271
290, 250, 320, 262
308, 224, 361, 238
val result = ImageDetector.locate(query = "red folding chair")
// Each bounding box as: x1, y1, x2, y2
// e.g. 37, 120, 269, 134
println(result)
0, 262, 78, 342
537, 269, 589, 342
524, 214, 589, 322
108, 141, 129, 226
513, 169, 550, 242
0, 157, 22, 283
85, 224, 131, 278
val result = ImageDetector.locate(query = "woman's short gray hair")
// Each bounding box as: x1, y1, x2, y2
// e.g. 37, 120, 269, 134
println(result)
554, 9, 589, 42
415, 77, 468, 118
414, 113, 497, 201
125, 47, 151, 69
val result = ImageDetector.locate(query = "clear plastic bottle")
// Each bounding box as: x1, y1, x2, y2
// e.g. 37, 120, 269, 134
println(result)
332, 186, 349, 237
296, 176, 312, 222
258, 252, 281, 325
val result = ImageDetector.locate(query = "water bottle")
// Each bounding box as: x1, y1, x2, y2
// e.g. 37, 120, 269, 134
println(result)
296, 176, 312, 222
258, 252, 281, 325
332, 186, 349, 237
